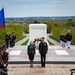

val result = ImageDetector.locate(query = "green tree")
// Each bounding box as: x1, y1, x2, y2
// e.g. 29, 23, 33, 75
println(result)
34, 20, 38, 24
66, 19, 75, 26
41, 21, 52, 33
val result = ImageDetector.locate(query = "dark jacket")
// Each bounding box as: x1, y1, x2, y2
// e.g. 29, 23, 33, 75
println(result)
60, 35, 63, 40
64, 35, 67, 43
1, 52, 9, 68
27, 45, 35, 55
61, 35, 65, 41
6, 34, 10, 41
66, 33, 72, 41
10, 34, 16, 42
1, 52, 9, 61
39, 42, 48, 55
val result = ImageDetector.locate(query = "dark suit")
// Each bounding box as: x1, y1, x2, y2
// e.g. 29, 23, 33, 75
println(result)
39, 42, 48, 67
27, 45, 35, 60
5, 34, 10, 48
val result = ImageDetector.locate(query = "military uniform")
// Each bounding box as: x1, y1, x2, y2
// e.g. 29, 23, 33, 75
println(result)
66, 33, 72, 48
64, 35, 67, 47
10, 33, 16, 47
5, 34, 10, 48
61, 35, 65, 47
0, 45, 9, 75
39, 42, 48, 67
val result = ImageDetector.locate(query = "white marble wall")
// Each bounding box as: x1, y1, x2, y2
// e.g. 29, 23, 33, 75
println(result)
29, 24, 47, 42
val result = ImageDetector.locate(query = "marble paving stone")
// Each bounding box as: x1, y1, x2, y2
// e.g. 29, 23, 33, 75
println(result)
60, 68, 70, 75
47, 57, 56, 61
15, 68, 26, 75
7, 45, 75, 62
9, 50, 21, 55
8, 71, 16, 75
26, 67, 51, 75
7, 64, 75, 75
8, 66, 17, 75
55, 50, 69, 55
9, 57, 22, 61
50, 68, 62, 75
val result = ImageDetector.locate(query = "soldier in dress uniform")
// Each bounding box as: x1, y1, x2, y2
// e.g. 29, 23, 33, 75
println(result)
66, 30, 72, 49
64, 34, 67, 47
39, 37, 48, 67
12, 32, 16, 47
10, 32, 16, 47
1, 45, 9, 68
0, 45, 2, 75
0, 45, 9, 75
10, 33, 13, 47
5, 33, 10, 48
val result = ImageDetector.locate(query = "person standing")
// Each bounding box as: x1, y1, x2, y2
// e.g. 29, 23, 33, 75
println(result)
0, 45, 8, 75
27, 41, 35, 68
12, 32, 16, 47
61, 34, 65, 47
66, 30, 72, 49
10, 33, 13, 47
39, 37, 48, 67
5, 33, 10, 48
64, 34, 67, 47
60, 33, 63, 46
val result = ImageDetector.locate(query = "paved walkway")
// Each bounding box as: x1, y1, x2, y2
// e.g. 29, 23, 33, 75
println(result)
7, 45, 75, 62
15, 37, 29, 45
6, 45, 75, 75
15, 36, 59, 46
47, 37, 60, 45
8, 64, 75, 75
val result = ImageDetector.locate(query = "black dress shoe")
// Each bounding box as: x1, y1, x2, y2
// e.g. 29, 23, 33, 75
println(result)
30, 65, 33, 68
41, 65, 45, 68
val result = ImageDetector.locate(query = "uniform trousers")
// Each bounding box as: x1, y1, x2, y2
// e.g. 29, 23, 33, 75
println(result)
64, 42, 67, 47
40, 54, 46, 67
67, 41, 71, 48
60, 40, 62, 46
62, 41, 65, 47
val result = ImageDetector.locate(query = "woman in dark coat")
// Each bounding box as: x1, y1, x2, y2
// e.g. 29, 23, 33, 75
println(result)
27, 41, 35, 67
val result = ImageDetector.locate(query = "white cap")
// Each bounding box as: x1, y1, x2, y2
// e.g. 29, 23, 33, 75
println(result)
68, 30, 70, 33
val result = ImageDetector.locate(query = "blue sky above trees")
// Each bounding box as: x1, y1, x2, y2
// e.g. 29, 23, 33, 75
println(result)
0, 0, 75, 17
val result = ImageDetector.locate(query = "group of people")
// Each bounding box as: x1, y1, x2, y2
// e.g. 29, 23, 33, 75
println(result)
27, 37, 48, 68
5, 32, 16, 48
60, 30, 72, 49
0, 44, 9, 75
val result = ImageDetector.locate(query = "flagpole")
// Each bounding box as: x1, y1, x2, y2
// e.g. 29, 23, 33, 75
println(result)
2, 6, 6, 46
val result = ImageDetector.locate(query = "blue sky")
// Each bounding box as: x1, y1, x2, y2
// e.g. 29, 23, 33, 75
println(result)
0, 0, 75, 17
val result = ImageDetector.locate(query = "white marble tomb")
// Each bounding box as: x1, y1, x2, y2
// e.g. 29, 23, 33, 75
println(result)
29, 24, 47, 42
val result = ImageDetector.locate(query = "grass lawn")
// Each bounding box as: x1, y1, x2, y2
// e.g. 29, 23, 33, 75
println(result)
15, 36, 26, 42
47, 40, 54, 45
49, 36, 60, 43
21, 39, 29, 45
